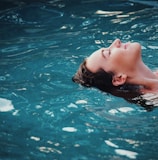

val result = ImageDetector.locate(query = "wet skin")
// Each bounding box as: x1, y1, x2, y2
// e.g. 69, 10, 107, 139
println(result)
86, 39, 141, 75
86, 39, 158, 92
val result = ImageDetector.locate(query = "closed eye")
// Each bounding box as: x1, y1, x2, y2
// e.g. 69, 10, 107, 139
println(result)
101, 49, 111, 59
101, 49, 106, 58
109, 49, 111, 55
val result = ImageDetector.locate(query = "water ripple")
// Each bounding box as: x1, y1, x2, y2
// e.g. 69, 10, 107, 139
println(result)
0, 3, 64, 26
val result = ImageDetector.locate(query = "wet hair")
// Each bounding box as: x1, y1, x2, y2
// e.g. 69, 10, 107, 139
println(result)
72, 59, 119, 92
72, 60, 155, 111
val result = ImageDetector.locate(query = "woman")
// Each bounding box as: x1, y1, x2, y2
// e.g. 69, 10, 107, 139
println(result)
72, 39, 158, 94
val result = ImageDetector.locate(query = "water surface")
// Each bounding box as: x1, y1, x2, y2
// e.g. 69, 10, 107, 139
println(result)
0, 0, 158, 160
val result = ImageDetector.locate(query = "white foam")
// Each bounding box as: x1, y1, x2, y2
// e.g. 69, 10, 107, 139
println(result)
30, 136, 40, 141
118, 107, 134, 113
108, 109, 119, 115
0, 98, 14, 112
105, 140, 119, 148
35, 105, 42, 109
62, 127, 77, 132
115, 149, 138, 159
67, 103, 78, 108
76, 100, 87, 104
109, 107, 134, 115
148, 45, 158, 50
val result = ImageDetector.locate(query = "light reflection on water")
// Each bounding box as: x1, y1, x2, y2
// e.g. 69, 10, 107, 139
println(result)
0, 0, 158, 160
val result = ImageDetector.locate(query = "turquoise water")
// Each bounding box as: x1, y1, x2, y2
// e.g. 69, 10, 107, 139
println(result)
0, 0, 158, 159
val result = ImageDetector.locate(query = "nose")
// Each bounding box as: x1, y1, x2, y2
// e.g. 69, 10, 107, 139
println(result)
110, 39, 121, 48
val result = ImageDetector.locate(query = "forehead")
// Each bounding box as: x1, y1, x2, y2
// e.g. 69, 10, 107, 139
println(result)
86, 48, 106, 73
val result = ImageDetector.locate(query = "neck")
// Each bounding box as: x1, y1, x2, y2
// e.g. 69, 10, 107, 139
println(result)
127, 61, 158, 93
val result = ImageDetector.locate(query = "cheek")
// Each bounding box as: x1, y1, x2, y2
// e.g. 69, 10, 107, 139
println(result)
109, 50, 129, 71
102, 60, 117, 73
110, 49, 125, 64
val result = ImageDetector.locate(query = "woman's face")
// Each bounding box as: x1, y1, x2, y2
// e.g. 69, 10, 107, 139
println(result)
86, 39, 142, 75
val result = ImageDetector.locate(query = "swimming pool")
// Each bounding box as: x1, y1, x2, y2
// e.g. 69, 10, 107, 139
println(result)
0, 0, 158, 159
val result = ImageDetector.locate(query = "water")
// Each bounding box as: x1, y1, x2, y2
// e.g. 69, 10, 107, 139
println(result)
0, 0, 158, 159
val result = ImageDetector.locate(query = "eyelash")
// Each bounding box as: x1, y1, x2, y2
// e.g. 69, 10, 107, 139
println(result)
109, 49, 111, 55
101, 49, 106, 58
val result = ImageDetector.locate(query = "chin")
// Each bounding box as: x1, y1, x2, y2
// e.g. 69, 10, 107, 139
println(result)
134, 42, 141, 48
131, 42, 141, 52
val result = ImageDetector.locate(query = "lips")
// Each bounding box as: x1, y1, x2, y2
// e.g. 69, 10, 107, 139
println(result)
124, 43, 130, 49
124, 44, 127, 49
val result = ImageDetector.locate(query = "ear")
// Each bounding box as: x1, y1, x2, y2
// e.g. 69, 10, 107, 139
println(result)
112, 73, 127, 86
